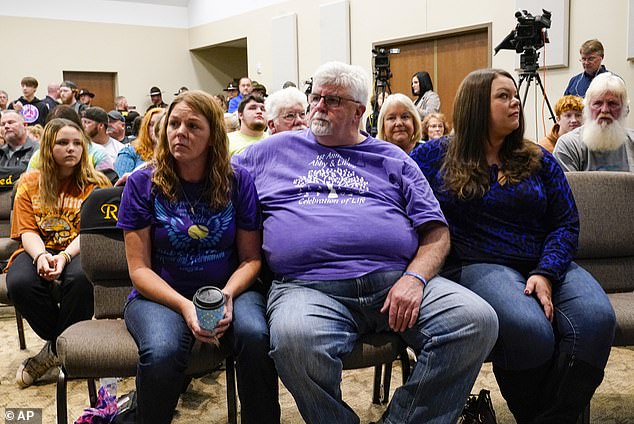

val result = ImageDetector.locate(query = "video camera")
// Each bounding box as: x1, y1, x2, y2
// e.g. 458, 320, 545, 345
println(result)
372, 48, 399, 84
494, 9, 551, 55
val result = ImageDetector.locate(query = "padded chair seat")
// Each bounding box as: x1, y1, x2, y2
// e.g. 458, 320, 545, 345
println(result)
0, 238, 18, 262
608, 292, 634, 346
0, 273, 10, 305
342, 333, 405, 369
57, 319, 230, 378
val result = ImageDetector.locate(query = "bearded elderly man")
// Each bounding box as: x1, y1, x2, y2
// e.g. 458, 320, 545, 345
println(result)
264, 86, 308, 134
233, 61, 497, 424
554, 72, 634, 172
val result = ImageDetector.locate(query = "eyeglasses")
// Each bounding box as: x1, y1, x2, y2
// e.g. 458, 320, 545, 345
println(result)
579, 55, 600, 63
428, 124, 444, 129
308, 93, 360, 108
280, 111, 307, 121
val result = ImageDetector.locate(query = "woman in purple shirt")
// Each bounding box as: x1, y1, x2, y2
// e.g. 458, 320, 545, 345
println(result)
117, 91, 279, 424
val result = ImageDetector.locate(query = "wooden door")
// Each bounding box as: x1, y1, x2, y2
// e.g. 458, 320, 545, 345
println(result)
378, 28, 489, 130
62, 71, 116, 111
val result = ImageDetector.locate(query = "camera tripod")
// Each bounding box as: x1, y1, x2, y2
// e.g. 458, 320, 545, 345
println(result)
369, 78, 391, 137
517, 62, 556, 123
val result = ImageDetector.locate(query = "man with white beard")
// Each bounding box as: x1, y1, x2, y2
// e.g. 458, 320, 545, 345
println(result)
554, 72, 634, 172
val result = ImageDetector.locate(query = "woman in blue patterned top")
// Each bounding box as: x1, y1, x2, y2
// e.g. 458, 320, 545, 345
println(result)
410, 69, 615, 424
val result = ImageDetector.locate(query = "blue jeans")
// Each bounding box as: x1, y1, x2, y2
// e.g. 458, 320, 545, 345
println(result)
267, 270, 498, 424
125, 290, 280, 424
448, 262, 615, 370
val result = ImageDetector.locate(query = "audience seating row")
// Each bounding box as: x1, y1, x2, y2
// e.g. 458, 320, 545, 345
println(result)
0, 189, 25, 350
54, 186, 410, 424
566, 171, 634, 424
2, 171, 633, 422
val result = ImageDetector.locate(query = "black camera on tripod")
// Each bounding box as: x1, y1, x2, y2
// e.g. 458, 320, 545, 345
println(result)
372, 48, 399, 85
494, 9, 556, 122
495, 9, 551, 72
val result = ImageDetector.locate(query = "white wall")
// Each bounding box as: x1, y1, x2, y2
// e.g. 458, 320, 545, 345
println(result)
0, 15, 195, 112
188, 0, 634, 139
1, 0, 632, 140
0, 0, 188, 28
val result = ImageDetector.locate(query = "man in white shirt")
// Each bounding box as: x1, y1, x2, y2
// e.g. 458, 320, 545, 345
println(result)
82, 107, 123, 161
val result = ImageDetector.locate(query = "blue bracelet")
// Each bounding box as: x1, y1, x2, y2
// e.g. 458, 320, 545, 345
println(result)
403, 271, 427, 287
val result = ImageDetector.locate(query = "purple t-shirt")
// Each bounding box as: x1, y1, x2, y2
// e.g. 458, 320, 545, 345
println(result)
233, 129, 446, 280
117, 165, 260, 299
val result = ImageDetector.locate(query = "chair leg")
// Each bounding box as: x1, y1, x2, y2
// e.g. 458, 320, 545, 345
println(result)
225, 356, 238, 424
400, 348, 411, 384
372, 365, 382, 404
15, 308, 26, 350
88, 379, 98, 407
56, 367, 68, 424
382, 362, 393, 404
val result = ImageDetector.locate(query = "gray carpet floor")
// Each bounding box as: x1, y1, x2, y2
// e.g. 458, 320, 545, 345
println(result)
1, 306, 633, 423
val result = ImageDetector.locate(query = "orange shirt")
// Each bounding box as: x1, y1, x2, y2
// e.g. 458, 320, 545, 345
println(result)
6, 171, 98, 268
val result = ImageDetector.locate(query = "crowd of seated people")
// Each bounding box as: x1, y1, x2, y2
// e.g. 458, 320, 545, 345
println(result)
1, 53, 630, 424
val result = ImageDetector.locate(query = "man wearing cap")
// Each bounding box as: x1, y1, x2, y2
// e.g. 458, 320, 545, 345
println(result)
79, 89, 95, 107
252, 82, 268, 99
59, 81, 86, 115
82, 107, 124, 160
228, 94, 268, 155
147, 86, 167, 112
223, 82, 239, 102
228, 77, 252, 113
107, 110, 134, 144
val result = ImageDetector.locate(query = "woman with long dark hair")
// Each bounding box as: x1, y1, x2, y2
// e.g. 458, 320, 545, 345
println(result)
410, 69, 615, 423
411, 71, 440, 120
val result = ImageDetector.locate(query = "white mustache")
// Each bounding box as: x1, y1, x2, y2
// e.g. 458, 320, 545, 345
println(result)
312, 112, 329, 121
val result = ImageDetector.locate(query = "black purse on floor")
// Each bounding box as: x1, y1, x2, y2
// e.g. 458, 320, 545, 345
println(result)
459, 389, 497, 424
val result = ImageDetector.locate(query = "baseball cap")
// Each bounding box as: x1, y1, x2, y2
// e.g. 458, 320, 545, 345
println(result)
174, 86, 189, 95
107, 110, 125, 122
79, 89, 95, 98
61, 80, 77, 90
83, 107, 108, 125
149, 86, 162, 96
252, 82, 267, 97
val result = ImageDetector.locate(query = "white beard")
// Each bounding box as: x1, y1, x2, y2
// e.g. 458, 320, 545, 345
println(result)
310, 113, 332, 136
582, 118, 627, 152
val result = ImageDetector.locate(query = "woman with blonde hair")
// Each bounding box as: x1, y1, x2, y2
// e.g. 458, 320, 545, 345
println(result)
6, 118, 111, 388
377, 93, 422, 153
117, 90, 279, 423
115, 107, 164, 179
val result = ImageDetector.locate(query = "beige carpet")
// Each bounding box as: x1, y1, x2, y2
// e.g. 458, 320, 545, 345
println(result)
1, 306, 633, 423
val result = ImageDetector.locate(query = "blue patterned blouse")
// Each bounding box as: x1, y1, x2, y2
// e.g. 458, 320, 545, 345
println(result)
410, 137, 579, 284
